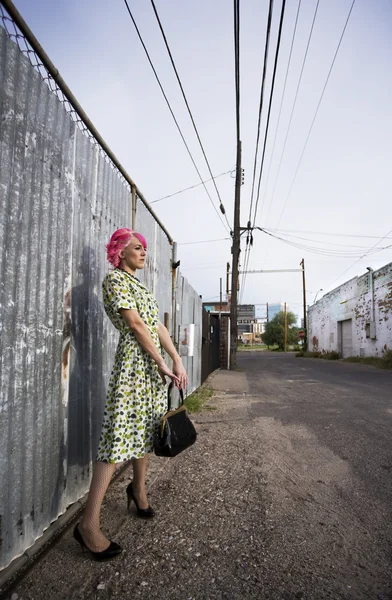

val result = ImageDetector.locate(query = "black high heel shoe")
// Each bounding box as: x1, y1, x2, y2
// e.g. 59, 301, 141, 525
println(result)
126, 482, 155, 518
73, 524, 122, 561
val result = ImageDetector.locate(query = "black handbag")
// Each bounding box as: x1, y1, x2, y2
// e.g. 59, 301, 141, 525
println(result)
154, 384, 197, 457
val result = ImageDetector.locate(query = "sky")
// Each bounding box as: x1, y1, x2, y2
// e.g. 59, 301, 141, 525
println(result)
10, 0, 392, 321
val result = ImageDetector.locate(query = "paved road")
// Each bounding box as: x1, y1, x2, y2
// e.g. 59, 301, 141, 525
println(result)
243, 352, 392, 513
3, 352, 392, 600
240, 352, 392, 599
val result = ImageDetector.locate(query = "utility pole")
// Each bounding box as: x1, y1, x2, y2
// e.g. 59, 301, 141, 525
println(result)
230, 140, 242, 369
266, 302, 269, 323
220, 277, 223, 312
300, 258, 307, 350
226, 262, 230, 300
284, 302, 287, 352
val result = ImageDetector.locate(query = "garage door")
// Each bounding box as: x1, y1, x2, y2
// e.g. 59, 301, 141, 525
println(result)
341, 319, 353, 358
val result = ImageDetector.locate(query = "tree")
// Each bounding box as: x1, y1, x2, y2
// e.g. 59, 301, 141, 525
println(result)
263, 311, 299, 350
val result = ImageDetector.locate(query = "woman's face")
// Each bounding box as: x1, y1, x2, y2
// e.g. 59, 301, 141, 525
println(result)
120, 237, 146, 271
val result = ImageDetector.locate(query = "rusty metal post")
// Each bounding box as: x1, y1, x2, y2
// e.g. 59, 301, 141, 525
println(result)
301, 258, 307, 350
131, 184, 137, 229
284, 302, 287, 352
172, 242, 178, 343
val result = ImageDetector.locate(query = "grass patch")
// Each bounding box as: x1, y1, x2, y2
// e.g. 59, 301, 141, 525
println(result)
184, 386, 215, 413
238, 344, 269, 352
343, 353, 392, 369
297, 348, 392, 369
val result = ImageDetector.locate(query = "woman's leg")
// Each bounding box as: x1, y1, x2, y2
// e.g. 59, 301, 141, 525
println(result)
79, 461, 117, 552
132, 455, 149, 509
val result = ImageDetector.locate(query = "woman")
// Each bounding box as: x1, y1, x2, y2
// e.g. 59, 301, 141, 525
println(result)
74, 228, 188, 560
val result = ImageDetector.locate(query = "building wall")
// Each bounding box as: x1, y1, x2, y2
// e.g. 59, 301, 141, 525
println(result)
268, 303, 284, 321
238, 304, 255, 320
308, 263, 392, 357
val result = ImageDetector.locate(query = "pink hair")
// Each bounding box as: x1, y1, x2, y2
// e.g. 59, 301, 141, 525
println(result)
106, 228, 147, 267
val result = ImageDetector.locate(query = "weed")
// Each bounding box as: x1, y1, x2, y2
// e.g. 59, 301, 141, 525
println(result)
184, 386, 214, 413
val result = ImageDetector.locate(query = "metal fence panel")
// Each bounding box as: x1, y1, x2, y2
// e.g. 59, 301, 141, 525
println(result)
0, 19, 203, 571
0, 26, 74, 567
176, 273, 203, 394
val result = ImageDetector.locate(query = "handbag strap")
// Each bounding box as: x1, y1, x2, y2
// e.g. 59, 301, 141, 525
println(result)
167, 383, 184, 411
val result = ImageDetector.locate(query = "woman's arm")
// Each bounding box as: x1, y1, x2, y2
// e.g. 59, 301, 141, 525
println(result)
120, 309, 179, 385
157, 322, 188, 388
157, 321, 181, 363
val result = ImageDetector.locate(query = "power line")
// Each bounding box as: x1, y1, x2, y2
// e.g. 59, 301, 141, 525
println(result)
264, 0, 320, 225
241, 0, 275, 303
247, 0, 274, 225
241, 0, 287, 303
326, 226, 392, 290
122, 0, 230, 234
177, 237, 231, 246
149, 0, 231, 230
262, 228, 389, 249
262, 0, 302, 222
262, 228, 392, 258
275, 0, 357, 228
234, 0, 240, 143
252, 0, 287, 227
150, 170, 233, 204
267, 228, 392, 241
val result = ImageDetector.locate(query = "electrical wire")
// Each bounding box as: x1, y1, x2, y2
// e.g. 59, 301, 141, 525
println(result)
267, 228, 392, 241
262, 229, 392, 258
177, 237, 231, 246
150, 170, 232, 204
262, 228, 388, 249
234, 0, 241, 144
248, 0, 274, 225
262, 0, 302, 221
241, 0, 287, 303
326, 226, 392, 290
275, 0, 357, 229
122, 0, 230, 234
264, 0, 320, 225
149, 0, 231, 230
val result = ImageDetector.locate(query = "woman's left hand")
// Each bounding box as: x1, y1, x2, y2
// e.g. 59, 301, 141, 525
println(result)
173, 360, 188, 390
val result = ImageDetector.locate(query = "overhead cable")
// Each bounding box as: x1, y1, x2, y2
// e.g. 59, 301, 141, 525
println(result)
247, 0, 274, 225
234, 0, 241, 143
149, 0, 231, 230
326, 226, 392, 290
267, 228, 392, 241
262, 0, 302, 221
264, 0, 320, 224
122, 0, 230, 234
261, 229, 392, 258
177, 237, 231, 246
150, 170, 233, 204
275, 0, 357, 229
241, 0, 287, 303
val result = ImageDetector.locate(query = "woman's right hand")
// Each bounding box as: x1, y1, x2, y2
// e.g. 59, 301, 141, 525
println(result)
158, 362, 180, 387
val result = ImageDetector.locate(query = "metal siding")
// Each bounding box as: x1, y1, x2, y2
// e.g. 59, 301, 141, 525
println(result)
0, 27, 74, 567
0, 24, 202, 571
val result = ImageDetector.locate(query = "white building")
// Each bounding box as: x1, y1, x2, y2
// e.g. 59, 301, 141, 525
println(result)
308, 262, 392, 358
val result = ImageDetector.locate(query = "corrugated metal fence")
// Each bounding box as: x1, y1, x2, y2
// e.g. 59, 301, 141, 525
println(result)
0, 15, 202, 571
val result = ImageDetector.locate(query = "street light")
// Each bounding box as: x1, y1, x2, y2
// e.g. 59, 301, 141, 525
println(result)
313, 288, 323, 304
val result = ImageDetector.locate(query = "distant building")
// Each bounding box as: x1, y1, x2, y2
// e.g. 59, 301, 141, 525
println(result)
238, 304, 255, 320
267, 302, 285, 321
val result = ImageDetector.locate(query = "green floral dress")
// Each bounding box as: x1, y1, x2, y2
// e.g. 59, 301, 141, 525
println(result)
96, 268, 166, 463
